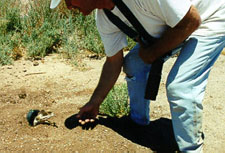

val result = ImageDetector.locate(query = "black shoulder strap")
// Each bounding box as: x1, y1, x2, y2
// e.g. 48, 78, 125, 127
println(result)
103, 0, 155, 44
103, 0, 165, 101
103, 9, 138, 41
111, 0, 155, 44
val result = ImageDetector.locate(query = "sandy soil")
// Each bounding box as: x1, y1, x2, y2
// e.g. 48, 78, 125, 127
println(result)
0, 50, 225, 153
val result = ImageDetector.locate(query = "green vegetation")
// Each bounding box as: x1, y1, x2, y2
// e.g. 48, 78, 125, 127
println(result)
0, 0, 135, 66
99, 84, 130, 117
0, 0, 103, 65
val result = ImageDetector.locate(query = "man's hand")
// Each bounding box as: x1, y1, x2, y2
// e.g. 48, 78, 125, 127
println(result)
137, 37, 156, 64
76, 50, 124, 125
76, 101, 100, 125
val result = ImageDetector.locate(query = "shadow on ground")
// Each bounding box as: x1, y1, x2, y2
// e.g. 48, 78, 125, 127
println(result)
64, 114, 179, 153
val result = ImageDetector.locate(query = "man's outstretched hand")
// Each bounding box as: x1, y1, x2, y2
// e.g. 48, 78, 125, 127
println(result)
76, 101, 100, 125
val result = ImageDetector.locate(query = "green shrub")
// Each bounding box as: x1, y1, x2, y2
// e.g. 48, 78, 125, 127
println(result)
0, 46, 13, 66
0, 0, 23, 65
21, 0, 104, 59
21, 0, 64, 58
99, 84, 130, 117
0, 0, 22, 34
0, 0, 136, 65
5, 8, 22, 33
77, 14, 104, 55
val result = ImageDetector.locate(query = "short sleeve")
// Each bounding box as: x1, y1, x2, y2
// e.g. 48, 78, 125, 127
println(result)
153, 0, 192, 27
99, 31, 128, 57
96, 9, 128, 57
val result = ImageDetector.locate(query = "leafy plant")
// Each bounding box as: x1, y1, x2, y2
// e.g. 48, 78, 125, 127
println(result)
0, 0, 136, 66
0, 46, 13, 66
99, 83, 130, 117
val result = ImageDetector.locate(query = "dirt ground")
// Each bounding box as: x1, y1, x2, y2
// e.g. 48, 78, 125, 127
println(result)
0, 50, 225, 153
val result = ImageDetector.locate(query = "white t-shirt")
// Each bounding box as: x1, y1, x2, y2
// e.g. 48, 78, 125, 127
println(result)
96, 0, 225, 57
191, 0, 225, 37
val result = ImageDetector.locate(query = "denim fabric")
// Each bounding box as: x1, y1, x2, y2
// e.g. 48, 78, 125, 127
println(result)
123, 44, 151, 125
166, 36, 225, 152
123, 35, 225, 152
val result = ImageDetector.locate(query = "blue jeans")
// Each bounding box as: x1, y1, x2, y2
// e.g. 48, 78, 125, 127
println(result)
123, 35, 225, 152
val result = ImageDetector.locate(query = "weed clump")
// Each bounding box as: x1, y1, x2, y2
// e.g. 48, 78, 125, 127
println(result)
0, 0, 135, 66
100, 84, 130, 118
0, 0, 104, 65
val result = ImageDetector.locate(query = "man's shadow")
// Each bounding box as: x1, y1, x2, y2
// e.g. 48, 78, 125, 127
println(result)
64, 114, 179, 153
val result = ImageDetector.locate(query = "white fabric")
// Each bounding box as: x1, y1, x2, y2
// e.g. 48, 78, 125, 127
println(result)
50, 0, 62, 9
96, 0, 225, 57
191, 0, 225, 37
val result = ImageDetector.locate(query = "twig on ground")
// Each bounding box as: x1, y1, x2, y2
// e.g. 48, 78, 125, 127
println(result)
25, 72, 46, 76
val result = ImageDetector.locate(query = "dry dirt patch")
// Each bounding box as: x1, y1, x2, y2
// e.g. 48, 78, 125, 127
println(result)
0, 53, 225, 152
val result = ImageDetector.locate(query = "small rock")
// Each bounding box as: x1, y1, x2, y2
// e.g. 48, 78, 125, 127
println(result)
34, 56, 42, 60
18, 93, 27, 99
33, 61, 39, 66
11, 100, 17, 104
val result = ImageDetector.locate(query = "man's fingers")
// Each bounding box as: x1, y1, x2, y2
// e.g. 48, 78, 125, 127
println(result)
79, 120, 86, 125
90, 119, 95, 122
76, 102, 98, 125
78, 118, 95, 125
85, 119, 90, 122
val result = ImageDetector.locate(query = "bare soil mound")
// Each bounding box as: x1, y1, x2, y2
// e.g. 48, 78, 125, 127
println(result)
0, 53, 225, 152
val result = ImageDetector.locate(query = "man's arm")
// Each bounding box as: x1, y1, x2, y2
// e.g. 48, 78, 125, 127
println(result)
76, 50, 124, 124
139, 5, 201, 64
